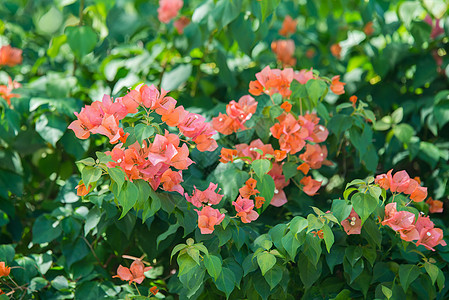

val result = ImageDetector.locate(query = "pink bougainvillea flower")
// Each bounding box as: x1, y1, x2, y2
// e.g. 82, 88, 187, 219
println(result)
381, 202, 415, 232
293, 69, 314, 84
120, 89, 142, 114
268, 163, 289, 206
232, 196, 259, 223
274, 150, 287, 162
330, 75, 345, 95
416, 227, 447, 251
0, 45, 22, 66
341, 208, 362, 235
426, 197, 444, 213
195, 206, 225, 234
158, 0, 183, 23
185, 183, 223, 207
299, 144, 331, 169
279, 15, 297, 36
113, 260, 151, 284
271, 39, 296, 66
300, 176, 321, 196
174, 16, 190, 34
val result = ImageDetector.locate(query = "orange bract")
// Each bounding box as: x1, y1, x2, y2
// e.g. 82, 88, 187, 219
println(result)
330, 75, 345, 95
0, 45, 22, 67
113, 259, 151, 285
330, 43, 341, 59
279, 15, 297, 36
0, 262, 11, 277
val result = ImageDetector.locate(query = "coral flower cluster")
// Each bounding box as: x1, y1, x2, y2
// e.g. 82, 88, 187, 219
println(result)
232, 178, 265, 223
69, 84, 217, 151
0, 45, 22, 67
158, 0, 183, 23
212, 95, 258, 135
271, 39, 296, 66
0, 77, 21, 106
249, 66, 314, 98
185, 183, 225, 234
382, 203, 446, 251
375, 170, 428, 202
106, 132, 192, 194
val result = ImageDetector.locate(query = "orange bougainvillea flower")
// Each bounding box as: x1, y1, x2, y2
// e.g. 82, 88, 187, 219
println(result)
76, 181, 92, 196
297, 162, 310, 175
0, 76, 21, 106
219, 148, 237, 163
0, 262, 11, 277
274, 150, 287, 162
279, 15, 297, 36
312, 230, 324, 239
364, 21, 374, 36
280, 101, 292, 113
150, 286, 159, 295
0, 45, 23, 67
239, 178, 259, 198
330, 43, 341, 59
113, 259, 152, 285
349, 95, 357, 107
330, 75, 345, 95
426, 197, 444, 213
195, 206, 225, 234
341, 209, 362, 235
271, 39, 296, 66
255, 196, 265, 209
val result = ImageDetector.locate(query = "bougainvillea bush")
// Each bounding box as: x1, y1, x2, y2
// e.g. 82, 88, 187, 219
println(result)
0, 0, 448, 299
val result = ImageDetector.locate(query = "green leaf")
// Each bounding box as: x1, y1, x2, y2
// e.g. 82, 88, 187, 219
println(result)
322, 224, 334, 253
117, 181, 139, 218
258, 174, 276, 210
345, 246, 363, 267
393, 123, 415, 144
328, 114, 353, 138
260, 0, 281, 22
82, 166, 102, 187
108, 167, 125, 192
282, 161, 298, 180
281, 232, 302, 260
382, 285, 393, 299
47, 34, 67, 58
302, 234, 322, 266
134, 123, 155, 145
298, 253, 322, 289
424, 262, 439, 284
257, 252, 276, 276
214, 267, 236, 299
0, 245, 15, 265
32, 215, 62, 244
351, 192, 378, 224
84, 207, 102, 236
171, 243, 187, 262
35, 114, 67, 146
177, 253, 198, 277
65, 26, 98, 59
305, 79, 327, 108
252, 159, 271, 179
51, 275, 69, 291
418, 142, 440, 168
399, 264, 420, 292
289, 216, 308, 234
361, 217, 382, 248
331, 199, 352, 222
205, 254, 222, 281
157, 224, 180, 248
161, 64, 193, 91
264, 264, 282, 290
391, 107, 404, 124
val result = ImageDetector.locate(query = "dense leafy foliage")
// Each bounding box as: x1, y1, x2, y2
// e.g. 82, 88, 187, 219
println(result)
0, 0, 449, 299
